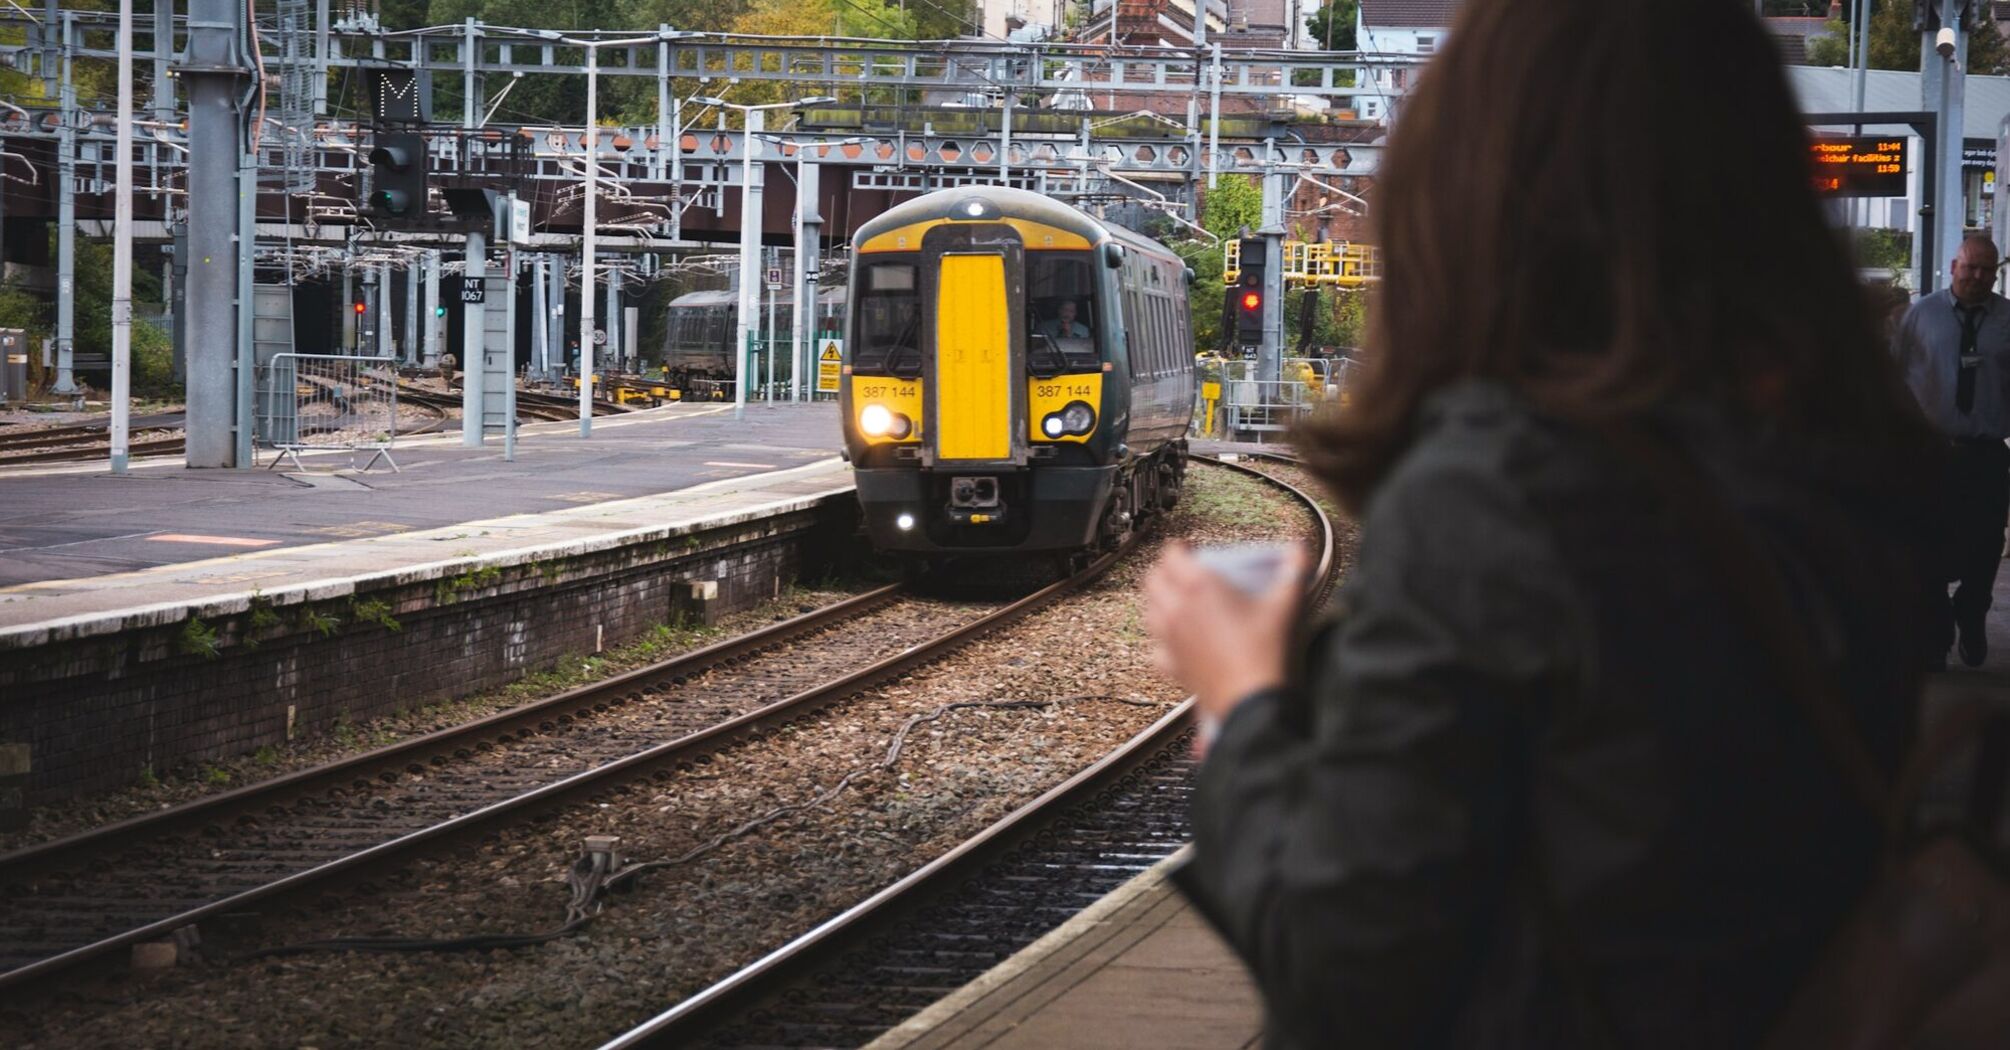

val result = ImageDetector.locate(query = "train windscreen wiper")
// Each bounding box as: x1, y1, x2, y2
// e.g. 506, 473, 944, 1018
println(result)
1027, 332, 1068, 379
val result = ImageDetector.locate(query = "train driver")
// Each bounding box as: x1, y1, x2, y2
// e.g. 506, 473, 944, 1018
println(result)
1038, 300, 1091, 340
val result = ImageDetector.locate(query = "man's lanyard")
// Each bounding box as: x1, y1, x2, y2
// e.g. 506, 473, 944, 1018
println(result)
1956, 300, 1986, 415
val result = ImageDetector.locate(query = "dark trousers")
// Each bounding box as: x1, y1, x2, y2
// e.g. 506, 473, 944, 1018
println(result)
1936, 439, 2010, 649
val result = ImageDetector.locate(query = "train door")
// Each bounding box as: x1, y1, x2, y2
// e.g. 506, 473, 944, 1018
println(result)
933, 253, 1012, 462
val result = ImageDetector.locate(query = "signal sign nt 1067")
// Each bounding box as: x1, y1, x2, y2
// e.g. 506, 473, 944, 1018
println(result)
1810, 136, 1908, 198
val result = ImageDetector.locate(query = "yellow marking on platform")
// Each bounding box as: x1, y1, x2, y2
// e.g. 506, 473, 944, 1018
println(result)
304, 521, 415, 538
703, 461, 778, 470
147, 534, 281, 548
549, 491, 627, 504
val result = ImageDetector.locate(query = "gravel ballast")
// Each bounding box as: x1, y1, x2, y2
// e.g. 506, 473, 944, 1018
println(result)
11, 462, 1331, 1049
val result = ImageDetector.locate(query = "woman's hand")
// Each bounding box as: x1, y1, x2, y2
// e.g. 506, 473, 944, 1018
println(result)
1144, 541, 1308, 750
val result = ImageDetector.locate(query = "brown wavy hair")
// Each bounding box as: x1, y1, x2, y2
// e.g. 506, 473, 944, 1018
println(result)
1298, 0, 1936, 511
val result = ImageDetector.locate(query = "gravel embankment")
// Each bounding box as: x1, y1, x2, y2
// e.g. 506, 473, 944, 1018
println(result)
11, 463, 1329, 1049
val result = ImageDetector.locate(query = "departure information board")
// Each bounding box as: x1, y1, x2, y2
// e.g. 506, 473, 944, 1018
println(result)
1810, 136, 1908, 198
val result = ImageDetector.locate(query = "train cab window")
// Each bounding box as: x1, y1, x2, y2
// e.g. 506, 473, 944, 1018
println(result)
1026, 252, 1102, 376
852, 262, 923, 377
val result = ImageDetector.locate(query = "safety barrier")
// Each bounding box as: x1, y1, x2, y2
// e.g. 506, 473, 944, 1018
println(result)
1193, 356, 1354, 440
254, 353, 402, 472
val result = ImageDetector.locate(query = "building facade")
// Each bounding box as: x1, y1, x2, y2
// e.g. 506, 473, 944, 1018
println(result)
1355, 0, 1459, 124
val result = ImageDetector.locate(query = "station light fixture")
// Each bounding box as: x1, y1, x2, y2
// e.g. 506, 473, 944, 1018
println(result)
896, 512, 917, 531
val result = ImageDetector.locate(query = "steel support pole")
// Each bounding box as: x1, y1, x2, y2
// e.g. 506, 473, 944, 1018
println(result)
462, 227, 486, 446
313, 0, 329, 114
234, 119, 255, 466
169, 225, 187, 382
341, 262, 354, 350
607, 264, 621, 374
1208, 44, 1223, 190
1925, 1, 1968, 294
152, 0, 174, 123
403, 259, 419, 365
110, 0, 134, 474
1000, 91, 1012, 184
550, 252, 566, 382
1258, 165, 1286, 387
765, 247, 776, 399
531, 254, 547, 377
180, 0, 248, 467
580, 45, 598, 436
423, 250, 441, 366
53, 18, 79, 396
377, 262, 393, 359
734, 108, 763, 421
670, 94, 684, 242
791, 159, 820, 403
656, 31, 672, 185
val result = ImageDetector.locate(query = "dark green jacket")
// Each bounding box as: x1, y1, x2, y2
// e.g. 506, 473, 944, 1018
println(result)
1177, 381, 1925, 1049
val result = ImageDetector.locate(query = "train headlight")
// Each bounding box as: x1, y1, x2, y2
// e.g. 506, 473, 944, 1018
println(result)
859, 404, 911, 439
896, 512, 916, 531
1041, 403, 1095, 437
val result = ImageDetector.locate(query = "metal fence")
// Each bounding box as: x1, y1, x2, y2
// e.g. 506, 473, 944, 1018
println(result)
1193, 356, 1355, 441
255, 353, 403, 472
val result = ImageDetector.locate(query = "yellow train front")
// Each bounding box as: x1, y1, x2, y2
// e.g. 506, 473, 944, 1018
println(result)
841, 187, 1194, 561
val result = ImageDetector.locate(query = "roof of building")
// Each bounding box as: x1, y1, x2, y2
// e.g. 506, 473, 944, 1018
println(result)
1786, 64, 2010, 142
1358, 0, 1460, 30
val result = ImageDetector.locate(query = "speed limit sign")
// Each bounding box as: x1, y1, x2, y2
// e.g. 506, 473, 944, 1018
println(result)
592, 329, 608, 347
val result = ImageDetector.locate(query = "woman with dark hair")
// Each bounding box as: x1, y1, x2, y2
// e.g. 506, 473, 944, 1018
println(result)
1145, 1, 1941, 1047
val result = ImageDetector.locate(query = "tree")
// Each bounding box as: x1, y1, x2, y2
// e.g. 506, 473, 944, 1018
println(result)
1306, 0, 1358, 52
1867, 0, 2010, 74
1806, 18, 1850, 66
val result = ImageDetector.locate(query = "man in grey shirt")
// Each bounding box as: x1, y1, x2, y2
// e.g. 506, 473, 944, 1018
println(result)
1894, 234, 2010, 667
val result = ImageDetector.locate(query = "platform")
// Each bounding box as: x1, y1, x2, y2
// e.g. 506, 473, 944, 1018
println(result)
0, 401, 840, 598
870, 849, 1264, 1050
0, 401, 855, 803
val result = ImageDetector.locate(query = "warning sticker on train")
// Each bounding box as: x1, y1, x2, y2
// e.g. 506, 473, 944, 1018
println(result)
817, 340, 843, 393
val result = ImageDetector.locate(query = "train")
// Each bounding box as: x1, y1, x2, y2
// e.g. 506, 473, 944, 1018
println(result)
839, 186, 1195, 568
660, 285, 846, 393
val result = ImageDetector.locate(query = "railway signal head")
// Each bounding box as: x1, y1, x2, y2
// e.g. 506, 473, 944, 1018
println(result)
1235, 286, 1264, 344
354, 301, 368, 315
1235, 236, 1269, 345
366, 131, 428, 222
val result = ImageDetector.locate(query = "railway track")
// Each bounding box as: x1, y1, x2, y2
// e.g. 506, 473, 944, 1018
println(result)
393, 381, 630, 422
0, 412, 188, 464
0, 556, 1128, 995
599, 455, 1340, 1048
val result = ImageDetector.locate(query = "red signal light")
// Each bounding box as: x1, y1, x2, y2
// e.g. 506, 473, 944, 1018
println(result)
354, 302, 367, 314
1240, 291, 1261, 311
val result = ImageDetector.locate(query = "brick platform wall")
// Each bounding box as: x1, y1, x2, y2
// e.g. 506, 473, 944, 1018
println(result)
0, 496, 861, 805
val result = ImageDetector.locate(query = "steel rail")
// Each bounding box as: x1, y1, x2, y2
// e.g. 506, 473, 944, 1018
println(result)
597, 454, 1337, 1047
0, 544, 1126, 993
